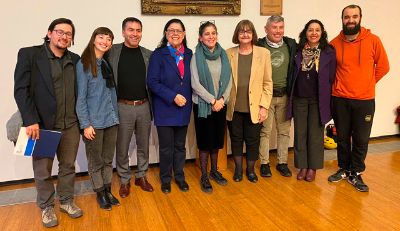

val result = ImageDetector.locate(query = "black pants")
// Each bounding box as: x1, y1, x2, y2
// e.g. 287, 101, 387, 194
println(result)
332, 97, 375, 172
157, 126, 188, 184
227, 112, 262, 161
293, 97, 324, 169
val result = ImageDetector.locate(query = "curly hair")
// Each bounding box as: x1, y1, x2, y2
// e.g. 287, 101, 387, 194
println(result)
298, 19, 330, 51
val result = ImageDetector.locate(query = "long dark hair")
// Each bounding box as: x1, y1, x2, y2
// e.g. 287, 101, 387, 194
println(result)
81, 27, 114, 77
158, 18, 187, 48
298, 19, 329, 51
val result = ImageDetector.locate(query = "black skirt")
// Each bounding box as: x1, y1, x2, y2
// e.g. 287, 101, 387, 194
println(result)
193, 104, 227, 150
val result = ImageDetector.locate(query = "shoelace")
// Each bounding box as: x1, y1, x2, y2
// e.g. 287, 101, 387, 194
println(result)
43, 208, 55, 219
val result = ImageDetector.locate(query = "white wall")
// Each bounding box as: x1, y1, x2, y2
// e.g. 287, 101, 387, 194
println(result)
1, 0, 399, 182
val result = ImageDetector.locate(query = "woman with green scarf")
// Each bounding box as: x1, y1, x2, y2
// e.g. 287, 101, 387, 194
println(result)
191, 21, 232, 193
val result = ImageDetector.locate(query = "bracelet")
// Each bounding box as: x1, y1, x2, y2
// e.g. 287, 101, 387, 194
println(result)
212, 99, 217, 106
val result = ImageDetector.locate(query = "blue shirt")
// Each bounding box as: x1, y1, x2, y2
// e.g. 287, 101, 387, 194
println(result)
76, 59, 119, 129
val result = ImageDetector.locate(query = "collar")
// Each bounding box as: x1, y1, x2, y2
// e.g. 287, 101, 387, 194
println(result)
265, 36, 284, 48
44, 42, 69, 59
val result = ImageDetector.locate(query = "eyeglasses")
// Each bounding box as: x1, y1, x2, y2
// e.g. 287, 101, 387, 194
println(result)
239, 30, 253, 35
53, 29, 73, 38
166, 29, 184, 34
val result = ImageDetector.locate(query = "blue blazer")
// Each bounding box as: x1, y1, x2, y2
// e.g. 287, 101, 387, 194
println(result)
147, 46, 193, 126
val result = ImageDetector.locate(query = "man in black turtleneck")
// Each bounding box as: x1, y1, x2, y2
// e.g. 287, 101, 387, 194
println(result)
108, 17, 153, 197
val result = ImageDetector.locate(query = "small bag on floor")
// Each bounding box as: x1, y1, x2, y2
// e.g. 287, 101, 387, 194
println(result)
6, 110, 23, 143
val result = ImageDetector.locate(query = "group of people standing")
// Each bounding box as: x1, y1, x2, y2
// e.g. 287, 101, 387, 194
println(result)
13, 4, 389, 228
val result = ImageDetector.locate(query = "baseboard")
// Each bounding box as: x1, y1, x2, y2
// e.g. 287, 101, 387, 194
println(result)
1, 135, 398, 187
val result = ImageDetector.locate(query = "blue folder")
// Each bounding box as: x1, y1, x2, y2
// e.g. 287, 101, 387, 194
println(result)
14, 128, 62, 158
32, 129, 62, 158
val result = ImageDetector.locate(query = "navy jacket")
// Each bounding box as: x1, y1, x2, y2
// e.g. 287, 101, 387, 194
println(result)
147, 46, 193, 126
14, 44, 80, 129
287, 46, 336, 124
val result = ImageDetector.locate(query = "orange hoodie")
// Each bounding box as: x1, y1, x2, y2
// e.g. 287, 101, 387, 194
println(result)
330, 27, 390, 100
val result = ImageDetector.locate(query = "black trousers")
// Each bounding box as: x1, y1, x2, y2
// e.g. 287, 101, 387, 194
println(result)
293, 97, 324, 169
156, 126, 188, 184
332, 97, 375, 172
227, 112, 262, 161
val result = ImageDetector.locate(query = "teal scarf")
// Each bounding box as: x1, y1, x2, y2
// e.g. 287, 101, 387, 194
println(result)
195, 42, 231, 118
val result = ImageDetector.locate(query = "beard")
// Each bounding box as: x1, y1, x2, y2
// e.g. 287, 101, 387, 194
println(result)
343, 22, 361, 35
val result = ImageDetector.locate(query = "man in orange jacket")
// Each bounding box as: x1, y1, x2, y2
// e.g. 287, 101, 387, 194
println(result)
327, 5, 390, 192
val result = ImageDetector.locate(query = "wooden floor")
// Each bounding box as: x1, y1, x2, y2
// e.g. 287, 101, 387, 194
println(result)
1, 143, 400, 230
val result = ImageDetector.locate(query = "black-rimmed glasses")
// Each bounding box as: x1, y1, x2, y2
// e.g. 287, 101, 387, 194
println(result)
53, 29, 73, 38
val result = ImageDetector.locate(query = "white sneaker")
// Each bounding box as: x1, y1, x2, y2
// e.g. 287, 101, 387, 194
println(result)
42, 206, 58, 228
60, 201, 83, 218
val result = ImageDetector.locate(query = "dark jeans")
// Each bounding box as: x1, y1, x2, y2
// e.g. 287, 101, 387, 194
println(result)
227, 112, 262, 161
83, 125, 118, 192
32, 123, 80, 209
293, 97, 324, 169
332, 97, 375, 172
156, 126, 188, 184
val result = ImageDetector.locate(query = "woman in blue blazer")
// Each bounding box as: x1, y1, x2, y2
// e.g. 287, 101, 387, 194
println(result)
287, 19, 336, 182
147, 19, 193, 194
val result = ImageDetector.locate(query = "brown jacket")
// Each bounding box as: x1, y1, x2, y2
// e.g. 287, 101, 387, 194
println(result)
226, 46, 273, 123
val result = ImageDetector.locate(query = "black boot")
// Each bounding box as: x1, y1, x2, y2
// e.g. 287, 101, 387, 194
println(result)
96, 190, 112, 210
105, 187, 120, 206
233, 155, 243, 182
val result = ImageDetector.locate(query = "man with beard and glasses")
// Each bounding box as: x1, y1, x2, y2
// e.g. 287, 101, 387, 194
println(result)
328, 5, 390, 192
14, 18, 83, 228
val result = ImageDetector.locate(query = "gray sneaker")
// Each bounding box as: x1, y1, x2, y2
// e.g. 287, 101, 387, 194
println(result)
60, 201, 83, 218
41, 206, 58, 228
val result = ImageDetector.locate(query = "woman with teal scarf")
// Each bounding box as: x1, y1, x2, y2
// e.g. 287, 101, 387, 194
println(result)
191, 21, 232, 193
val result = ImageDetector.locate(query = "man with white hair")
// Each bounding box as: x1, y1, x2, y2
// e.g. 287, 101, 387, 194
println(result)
256, 15, 297, 178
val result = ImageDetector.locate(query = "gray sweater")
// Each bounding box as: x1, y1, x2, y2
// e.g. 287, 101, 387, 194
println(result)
190, 55, 232, 104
